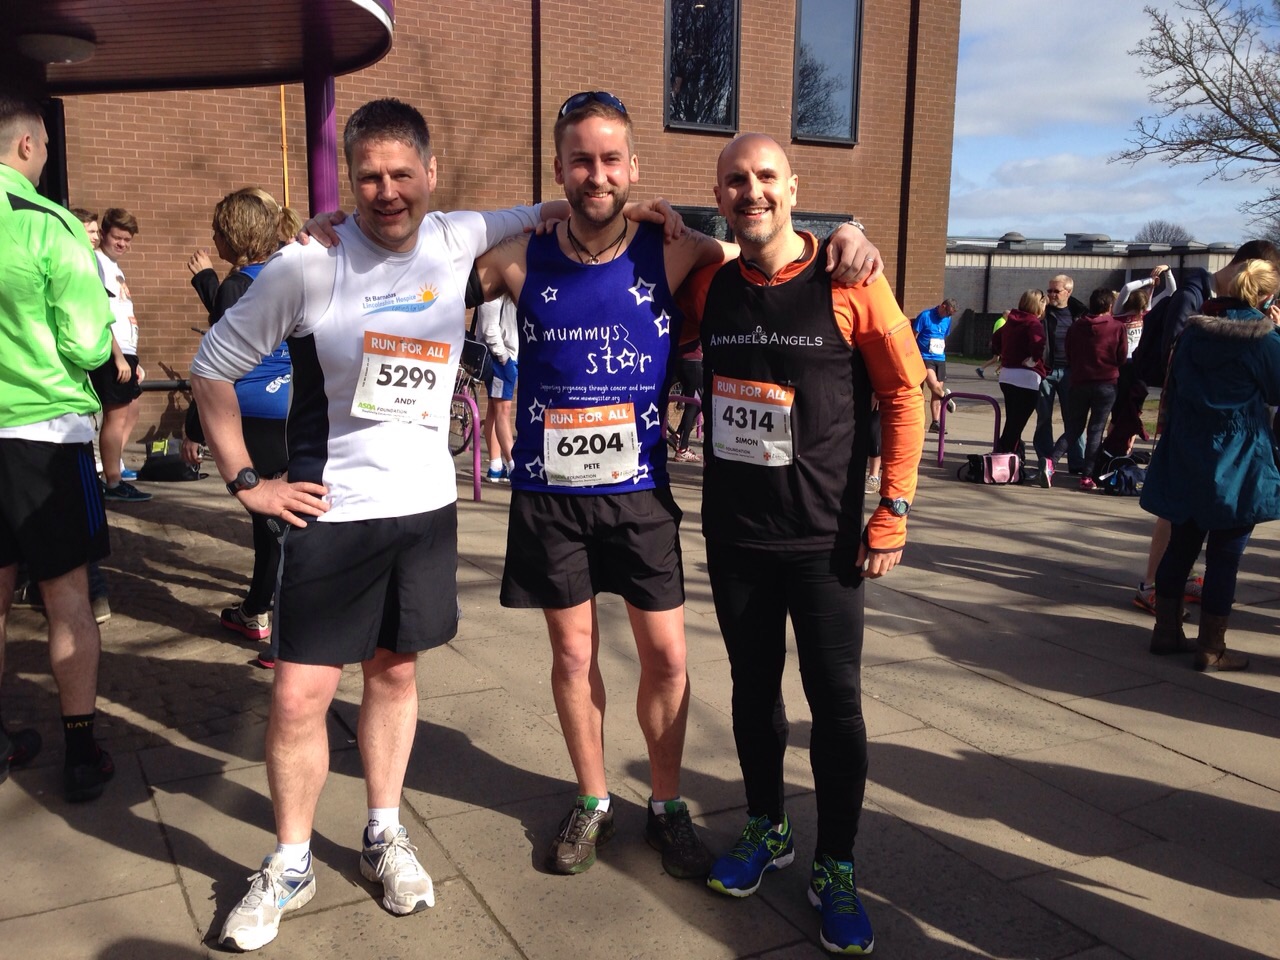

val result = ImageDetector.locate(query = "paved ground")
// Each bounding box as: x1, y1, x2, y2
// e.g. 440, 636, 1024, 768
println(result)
2, 369, 1278, 959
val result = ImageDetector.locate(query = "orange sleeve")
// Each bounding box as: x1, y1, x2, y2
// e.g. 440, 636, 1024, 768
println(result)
675, 262, 720, 346
833, 277, 926, 551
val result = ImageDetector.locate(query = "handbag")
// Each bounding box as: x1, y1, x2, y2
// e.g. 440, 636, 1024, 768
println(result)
958, 452, 1023, 485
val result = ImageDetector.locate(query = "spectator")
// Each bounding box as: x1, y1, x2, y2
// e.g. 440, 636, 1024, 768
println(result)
90, 207, 150, 502
1113, 265, 1176, 360
975, 311, 1006, 378
1140, 259, 1280, 671
669, 337, 703, 463
1034, 275, 1086, 475
475, 294, 518, 482
184, 188, 292, 668
0, 94, 117, 802
912, 297, 956, 432
1047, 288, 1126, 490
992, 290, 1048, 459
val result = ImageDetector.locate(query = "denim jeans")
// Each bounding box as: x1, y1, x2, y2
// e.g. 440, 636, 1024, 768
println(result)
1156, 521, 1254, 617
1034, 366, 1085, 470
1052, 381, 1117, 477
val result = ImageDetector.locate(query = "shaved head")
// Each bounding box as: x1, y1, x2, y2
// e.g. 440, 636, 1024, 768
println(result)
714, 133, 799, 255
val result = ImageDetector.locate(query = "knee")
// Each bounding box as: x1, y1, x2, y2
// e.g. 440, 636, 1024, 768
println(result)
364, 652, 419, 698
550, 636, 595, 680
640, 637, 687, 685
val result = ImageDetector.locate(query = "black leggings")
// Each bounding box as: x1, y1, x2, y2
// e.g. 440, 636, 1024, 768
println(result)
242, 417, 288, 615
998, 382, 1039, 454
706, 542, 867, 860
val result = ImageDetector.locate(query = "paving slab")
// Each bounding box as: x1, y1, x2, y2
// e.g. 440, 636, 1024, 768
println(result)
1064, 683, 1280, 791
1005, 731, 1223, 815
864, 657, 1115, 755
1014, 840, 1280, 960
865, 727, 1153, 881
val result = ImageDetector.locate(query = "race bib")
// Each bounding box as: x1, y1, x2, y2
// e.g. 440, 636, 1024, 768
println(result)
928, 336, 945, 356
351, 331, 452, 425
544, 403, 640, 486
710, 374, 794, 466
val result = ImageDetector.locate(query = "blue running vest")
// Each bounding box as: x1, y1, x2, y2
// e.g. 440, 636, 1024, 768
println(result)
511, 223, 679, 495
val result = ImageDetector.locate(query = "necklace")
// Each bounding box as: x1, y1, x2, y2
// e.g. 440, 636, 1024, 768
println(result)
566, 218, 628, 264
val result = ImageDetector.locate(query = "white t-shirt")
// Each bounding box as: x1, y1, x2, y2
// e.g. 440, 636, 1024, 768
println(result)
191, 205, 540, 522
96, 250, 138, 355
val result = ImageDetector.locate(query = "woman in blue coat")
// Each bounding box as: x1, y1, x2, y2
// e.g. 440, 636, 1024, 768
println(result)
1141, 259, 1280, 671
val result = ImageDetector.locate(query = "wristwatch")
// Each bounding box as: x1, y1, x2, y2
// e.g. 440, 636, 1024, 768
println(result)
878, 496, 910, 517
226, 466, 261, 497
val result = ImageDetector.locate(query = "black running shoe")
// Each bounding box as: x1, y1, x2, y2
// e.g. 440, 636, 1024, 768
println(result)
65, 746, 114, 802
0, 728, 42, 784
646, 799, 714, 879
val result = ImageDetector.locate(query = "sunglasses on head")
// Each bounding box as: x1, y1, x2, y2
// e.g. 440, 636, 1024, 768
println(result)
558, 91, 628, 118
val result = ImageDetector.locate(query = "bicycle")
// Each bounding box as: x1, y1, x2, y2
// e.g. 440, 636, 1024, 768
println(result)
449, 364, 480, 457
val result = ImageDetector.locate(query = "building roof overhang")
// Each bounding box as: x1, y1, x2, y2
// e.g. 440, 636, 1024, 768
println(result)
14, 0, 394, 95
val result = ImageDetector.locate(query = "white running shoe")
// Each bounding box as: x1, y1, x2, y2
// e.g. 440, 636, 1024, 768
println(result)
361, 826, 435, 915
220, 852, 316, 952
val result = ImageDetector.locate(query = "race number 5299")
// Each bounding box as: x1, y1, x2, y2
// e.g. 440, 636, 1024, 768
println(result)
351, 331, 452, 425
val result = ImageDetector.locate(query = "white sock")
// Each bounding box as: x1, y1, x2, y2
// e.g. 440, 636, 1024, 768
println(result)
581, 794, 611, 813
504, 458, 515, 475
275, 840, 311, 872
366, 807, 401, 843
490, 459, 503, 473
650, 796, 681, 815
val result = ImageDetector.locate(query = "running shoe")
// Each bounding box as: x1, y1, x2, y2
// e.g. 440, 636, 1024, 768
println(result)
220, 851, 316, 952
646, 798, 714, 879
707, 814, 795, 897
1133, 583, 1157, 615
927, 421, 940, 434
0, 728, 42, 784
221, 604, 272, 642
944, 390, 956, 413
864, 475, 880, 494
102, 480, 152, 503
361, 825, 435, 915
254, 653, 276, 670
1184, 575, 1205, 604
485, 466, 509, 484
91, 595, 111, 624
808, 856, 875, 955
64, 745, 114, 803
11, 581, 42, 610
119, 467, 139, 481
1039, 461, 1054, 489
1078, 477, 1097, 492
547, 798, 615, 874
975, 367, 986, 379
672, 448, 702, 463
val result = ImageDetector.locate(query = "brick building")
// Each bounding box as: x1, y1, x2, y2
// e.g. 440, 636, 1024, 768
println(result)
32, 0, 961, 440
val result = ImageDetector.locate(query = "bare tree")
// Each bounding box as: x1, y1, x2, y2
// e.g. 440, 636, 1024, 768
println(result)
1116, 0, 1280, 223
1132, 219, 1194, 243
668, 0, 736, 127
795, 42, 849, 139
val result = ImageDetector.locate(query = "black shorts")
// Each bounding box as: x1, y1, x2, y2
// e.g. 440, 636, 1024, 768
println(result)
89, 354, 142, 406
0, 439, 110, 581
923, 359, 947, 381
274, 504, 458, 665
501, 487, 684, 611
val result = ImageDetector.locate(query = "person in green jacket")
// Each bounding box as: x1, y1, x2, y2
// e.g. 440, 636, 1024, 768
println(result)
0, 94, 118, 802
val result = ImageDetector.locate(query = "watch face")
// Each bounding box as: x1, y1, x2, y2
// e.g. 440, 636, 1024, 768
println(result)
241, 468, 259, 487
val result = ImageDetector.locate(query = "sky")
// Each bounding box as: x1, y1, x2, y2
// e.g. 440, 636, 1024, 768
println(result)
948, 0, 1269, 244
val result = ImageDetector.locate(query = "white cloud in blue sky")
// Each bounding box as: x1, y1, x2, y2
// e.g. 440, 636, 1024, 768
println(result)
949, 0, 1265, 243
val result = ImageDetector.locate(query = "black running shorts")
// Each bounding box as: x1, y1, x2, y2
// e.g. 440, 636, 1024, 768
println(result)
89, 353, 142, 407
0, 439, 110, 581
500, 487, 684, 611
275, 504, 459, 665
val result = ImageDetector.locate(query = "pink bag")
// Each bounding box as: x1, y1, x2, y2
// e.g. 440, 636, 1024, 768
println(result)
982, 452, 1022, 484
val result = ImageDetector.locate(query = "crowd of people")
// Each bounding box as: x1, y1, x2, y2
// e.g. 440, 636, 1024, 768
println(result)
4, 80, 1280, 960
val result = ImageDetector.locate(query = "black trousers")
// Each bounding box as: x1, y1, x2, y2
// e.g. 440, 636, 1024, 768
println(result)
242, 417, 288, 615
998, 382, 1039, 455
706, 541, 868, 860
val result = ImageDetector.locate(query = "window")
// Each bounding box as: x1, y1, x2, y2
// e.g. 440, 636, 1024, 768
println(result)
666, 0, 740, 132
673, 207, 849, 243
792, 0, 862, 143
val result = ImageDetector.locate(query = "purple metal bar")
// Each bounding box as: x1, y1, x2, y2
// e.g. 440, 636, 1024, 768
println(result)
455, 391, 483, 502
303, 20, 339, 216
936, 392, 1002, 468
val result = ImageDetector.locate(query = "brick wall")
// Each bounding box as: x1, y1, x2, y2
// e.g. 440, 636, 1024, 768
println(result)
58, 0, 959, 441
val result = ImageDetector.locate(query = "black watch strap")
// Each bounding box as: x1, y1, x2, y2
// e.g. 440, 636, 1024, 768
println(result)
878, 496, 910, 517
226, 467, 260, 496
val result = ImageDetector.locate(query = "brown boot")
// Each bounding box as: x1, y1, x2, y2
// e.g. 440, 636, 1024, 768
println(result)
1194, 612, 1249, 672
1149, 595, 1194, 655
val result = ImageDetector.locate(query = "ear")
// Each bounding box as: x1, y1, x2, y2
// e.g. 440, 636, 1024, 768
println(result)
554, 154, 564, 186
713, 182, 724, 213
628, 152, 639, 184
426, 155, 438, 191
15, 130, 34, 161
788, 172, 798, 207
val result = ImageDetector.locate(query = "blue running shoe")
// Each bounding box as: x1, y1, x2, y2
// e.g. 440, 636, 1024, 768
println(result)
119, 467, 139, 481
707, 814, 794, 897
807, 856, 874, 954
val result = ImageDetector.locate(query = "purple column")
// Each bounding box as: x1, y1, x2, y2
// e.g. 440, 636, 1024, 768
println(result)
303, 25, 339, 216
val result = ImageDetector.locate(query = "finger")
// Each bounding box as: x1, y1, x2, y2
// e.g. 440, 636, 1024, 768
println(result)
278, 509, 309, 529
